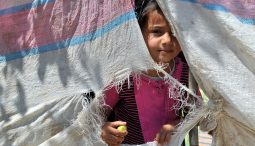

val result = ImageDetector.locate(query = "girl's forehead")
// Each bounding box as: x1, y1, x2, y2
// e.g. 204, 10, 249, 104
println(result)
147, 10, 169, 27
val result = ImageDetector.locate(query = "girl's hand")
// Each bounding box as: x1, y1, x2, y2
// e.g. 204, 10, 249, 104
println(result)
155, 124, 175, 146
101, 121, 128, 146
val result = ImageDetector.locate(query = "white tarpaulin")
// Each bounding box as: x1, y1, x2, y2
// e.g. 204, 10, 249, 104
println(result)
0, 0, 153, 145
0, 0, 255, 146
157, 0, 255, 146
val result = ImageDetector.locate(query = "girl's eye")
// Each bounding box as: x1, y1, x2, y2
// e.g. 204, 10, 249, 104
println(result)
151, 29, 163, 35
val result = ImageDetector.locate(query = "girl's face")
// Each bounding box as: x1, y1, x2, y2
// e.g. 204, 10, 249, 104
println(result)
142, 10, 181, 64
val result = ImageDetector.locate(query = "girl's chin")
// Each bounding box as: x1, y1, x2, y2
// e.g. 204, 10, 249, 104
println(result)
157, 58, 173, 64
158, 55, 174, 62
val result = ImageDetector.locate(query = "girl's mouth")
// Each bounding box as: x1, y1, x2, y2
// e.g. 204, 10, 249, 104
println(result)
158, 49, 173, 53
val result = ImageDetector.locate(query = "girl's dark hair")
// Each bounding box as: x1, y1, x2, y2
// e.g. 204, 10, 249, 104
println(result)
135, 0, 162, 29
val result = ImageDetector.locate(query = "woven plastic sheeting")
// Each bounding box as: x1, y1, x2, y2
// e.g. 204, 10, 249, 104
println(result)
1, 0, 255, 146
0, 0, 154, 145
156, 0, 255, 146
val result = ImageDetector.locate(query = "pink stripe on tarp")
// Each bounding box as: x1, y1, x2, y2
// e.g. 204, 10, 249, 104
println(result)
0, 0, 134, 55
0, 0, 33, 10
199, 0, 255, 18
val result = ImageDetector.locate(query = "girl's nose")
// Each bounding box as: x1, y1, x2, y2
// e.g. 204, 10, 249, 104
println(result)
162, 33, 172, 46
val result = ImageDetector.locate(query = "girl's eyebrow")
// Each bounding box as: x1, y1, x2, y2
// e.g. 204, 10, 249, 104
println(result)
149, 25, 164, 29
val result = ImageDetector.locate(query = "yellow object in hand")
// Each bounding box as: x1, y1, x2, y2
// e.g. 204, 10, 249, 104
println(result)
117, 125, 127, 132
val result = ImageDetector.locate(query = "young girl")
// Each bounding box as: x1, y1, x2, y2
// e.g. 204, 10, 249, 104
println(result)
101, 0, 189, 145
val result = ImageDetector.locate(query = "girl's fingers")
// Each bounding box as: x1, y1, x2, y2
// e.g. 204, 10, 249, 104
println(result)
101, 121, 128, 145
158, 130, 167, 144
164, 132, 171, 144
155, 131, 172, 146
102, 131, 125, 142
110, 121, 127, 127
104, 134, 124, 145
110, 121, 128, 137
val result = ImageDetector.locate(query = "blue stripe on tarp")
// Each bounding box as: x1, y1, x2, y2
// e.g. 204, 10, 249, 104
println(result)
237, 17, 255, 25
0, 10, 136, 63
0, 0, 55, 16
180, 0, 255, 25
180, 0, 198, 3
201, 3, 228, 12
